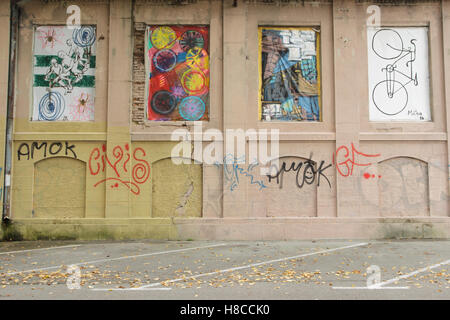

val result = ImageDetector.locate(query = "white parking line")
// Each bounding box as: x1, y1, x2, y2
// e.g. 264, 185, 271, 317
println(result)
371, 258, 450, 288
130, 242, 368, 290
0, 245, 81, 256
92, 287, 172, 291
332, 286, 409, 290
333, 258, 450, 290
2, 243, 228, 276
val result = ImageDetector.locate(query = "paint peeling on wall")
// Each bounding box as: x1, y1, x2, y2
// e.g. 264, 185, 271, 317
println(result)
152, 158, 202, 217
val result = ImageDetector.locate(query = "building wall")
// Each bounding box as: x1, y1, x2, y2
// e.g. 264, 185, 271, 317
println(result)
1, 0, 449, 240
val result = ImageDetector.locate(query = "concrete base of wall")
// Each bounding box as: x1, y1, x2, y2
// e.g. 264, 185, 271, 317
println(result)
2, 218, 450, 241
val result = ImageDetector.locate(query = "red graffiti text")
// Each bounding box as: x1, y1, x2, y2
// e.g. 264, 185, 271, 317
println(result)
333, 143, 380, 177
89, 144, 150, 195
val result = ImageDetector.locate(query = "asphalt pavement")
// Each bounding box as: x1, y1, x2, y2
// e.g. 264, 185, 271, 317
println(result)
0, 239, 448, 299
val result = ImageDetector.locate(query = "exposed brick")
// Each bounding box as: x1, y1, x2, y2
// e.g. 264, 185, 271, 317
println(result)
132, 24, 146, 125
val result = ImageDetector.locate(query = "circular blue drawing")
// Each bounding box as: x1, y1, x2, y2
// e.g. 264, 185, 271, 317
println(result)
72, 26, 96, 48
151, 90, 177, 115
180, 30, 204, 52
38, 91, 65, 121
153, 49, 177, 72
178, 96, 205, 121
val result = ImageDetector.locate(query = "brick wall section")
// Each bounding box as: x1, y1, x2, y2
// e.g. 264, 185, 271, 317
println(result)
132, 22, 146, 125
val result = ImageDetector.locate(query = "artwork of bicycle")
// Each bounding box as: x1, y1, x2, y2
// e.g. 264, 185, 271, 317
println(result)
371, 28, 417, 115
368, 27, 431, 121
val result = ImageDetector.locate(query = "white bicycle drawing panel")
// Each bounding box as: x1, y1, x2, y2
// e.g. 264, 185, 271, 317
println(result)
367, 27, 431, 121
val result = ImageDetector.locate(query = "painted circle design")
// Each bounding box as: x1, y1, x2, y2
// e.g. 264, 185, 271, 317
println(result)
372, 80, 408, 116
72, 26, 96, 48
153, 49, 177, 72
180, 30, 204, 52
185, 48, 209, 72
179, 96, 205, 121
181, 70, 206, 94
150, 27, 177, 50
372, 29, 403, 60
151, 90, 177, 115
38, 91, 65, 121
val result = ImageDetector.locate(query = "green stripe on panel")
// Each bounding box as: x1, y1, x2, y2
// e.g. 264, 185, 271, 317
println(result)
33, 75, 95, 88
34, 55, 96, 68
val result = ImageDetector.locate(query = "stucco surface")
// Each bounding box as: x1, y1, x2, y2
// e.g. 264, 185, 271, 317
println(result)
0, 0, 448, 240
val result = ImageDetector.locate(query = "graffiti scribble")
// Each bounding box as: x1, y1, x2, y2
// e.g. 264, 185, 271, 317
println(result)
215, 154, 267, 192
333, 143, 380, 177
266, 155, 332, 189
89, 144, 150, 195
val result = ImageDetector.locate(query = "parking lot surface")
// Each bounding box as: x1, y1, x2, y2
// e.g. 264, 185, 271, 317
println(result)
0, 240, 449, 299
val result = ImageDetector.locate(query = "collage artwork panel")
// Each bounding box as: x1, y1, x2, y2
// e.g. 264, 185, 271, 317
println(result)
32, 25, 96, 121
259, 27, 321, 121
146, 26, 210, 121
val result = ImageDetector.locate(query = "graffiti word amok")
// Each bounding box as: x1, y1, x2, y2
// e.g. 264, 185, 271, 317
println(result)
267, 158, 332, 189
17, 141, 77, 160
89, 143, 150, 195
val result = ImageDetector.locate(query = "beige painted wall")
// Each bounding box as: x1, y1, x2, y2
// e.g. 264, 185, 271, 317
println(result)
2, 0, 449, 240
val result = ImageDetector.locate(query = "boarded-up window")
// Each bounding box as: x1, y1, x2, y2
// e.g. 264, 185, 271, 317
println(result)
378, 157, 429, 216
264, 156, 317, 217
367, 27, 431, 121
32, 25, 96, 121
146, 26, 210, 121
33, 157, 86, 218
152, 158, 202, 217
259, 27, 322, 121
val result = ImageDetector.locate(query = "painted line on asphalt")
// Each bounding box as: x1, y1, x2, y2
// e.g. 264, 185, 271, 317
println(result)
91, 287, 172, 291
131, 242, 369, 290
371, 258, 450, 288
332, 286, 409, 290
1, 243, 228, 276
0, 245, 81, 256
333, 258, 450, 290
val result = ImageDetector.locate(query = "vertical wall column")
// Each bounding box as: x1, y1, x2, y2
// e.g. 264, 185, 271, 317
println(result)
0, 1, 11, 217
333, 1, 362, 217
105, 0, 133, 218
442, 0, 450, 195
222, 0, 249, 217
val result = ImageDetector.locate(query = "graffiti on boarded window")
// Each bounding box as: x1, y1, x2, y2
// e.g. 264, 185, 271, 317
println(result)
32, 25, 96, 121
367, 27, 431, 121
146, 25, 210, 121
259, 27, 321, 122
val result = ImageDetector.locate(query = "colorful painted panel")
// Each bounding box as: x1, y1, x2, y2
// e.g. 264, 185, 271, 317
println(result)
259, 27, 321, 122
32, 26, 96, 121
146, 26, 209, 121
368, 27, 431, 121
